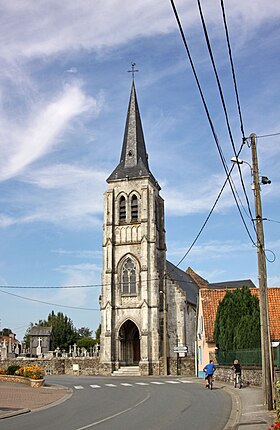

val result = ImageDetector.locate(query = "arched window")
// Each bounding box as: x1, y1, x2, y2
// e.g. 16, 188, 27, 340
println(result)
121, 257, 137, 295
119, 196, 126, 223
131, 195, 138, 221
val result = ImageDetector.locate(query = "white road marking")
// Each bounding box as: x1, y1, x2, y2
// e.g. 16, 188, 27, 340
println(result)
105, 383, 117, 387
90, 385, 101, 388
74, 393, 151, 430
180, 380, 193, 383
164, 380, 180, 384
74, 385, 84, 390
135, 382, 149, 386
150, 381, 165, 385
121, 383, 133, 386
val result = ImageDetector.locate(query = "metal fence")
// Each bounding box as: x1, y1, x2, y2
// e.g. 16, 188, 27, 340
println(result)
216, 348, 262, 366
216, 345, 280, 367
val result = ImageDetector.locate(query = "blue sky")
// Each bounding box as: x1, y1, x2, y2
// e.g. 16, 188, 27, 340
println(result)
0, 1, 279, 341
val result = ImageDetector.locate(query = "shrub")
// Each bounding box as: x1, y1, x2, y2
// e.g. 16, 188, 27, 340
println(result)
6, 364, 20, 375
17, 365, 45, 380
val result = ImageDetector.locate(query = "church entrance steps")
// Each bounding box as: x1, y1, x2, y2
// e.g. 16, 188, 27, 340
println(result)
111, 366, 141, 377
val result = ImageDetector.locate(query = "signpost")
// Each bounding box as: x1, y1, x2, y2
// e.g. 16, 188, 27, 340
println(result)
173, 346, 188, 353
174, 346, 188, 375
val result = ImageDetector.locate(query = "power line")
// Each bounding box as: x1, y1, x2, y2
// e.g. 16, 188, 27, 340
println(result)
266, 218, 280, 224
0, 289, 99, 310
170, 0, 256, 252
256, 132, 280, 139
220, 0, 246, 140
197, 0, 256, 233
176, 148, 240, 266
0, 284, 100, 289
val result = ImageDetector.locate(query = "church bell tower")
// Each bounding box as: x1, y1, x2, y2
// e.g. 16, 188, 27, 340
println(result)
100, 80, 166, 375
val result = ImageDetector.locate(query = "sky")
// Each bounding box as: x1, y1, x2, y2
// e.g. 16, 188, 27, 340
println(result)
0, 1, 279, 341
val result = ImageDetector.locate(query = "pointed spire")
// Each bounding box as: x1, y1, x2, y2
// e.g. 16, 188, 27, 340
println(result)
107, 81, 158, 186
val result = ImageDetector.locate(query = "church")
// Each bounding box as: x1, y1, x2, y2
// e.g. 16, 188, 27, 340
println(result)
99, 79, 199, 376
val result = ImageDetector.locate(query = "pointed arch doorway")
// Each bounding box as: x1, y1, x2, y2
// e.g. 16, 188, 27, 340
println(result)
119, 320, 140, 365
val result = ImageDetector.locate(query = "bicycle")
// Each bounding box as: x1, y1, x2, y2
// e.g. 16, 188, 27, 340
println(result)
234, 372, 242, 389
206, 374, 214, 390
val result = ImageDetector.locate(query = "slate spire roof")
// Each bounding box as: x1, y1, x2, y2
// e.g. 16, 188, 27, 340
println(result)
107, 81, 158, 187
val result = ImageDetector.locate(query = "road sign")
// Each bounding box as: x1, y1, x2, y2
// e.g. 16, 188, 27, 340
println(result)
173, 346, 188, 353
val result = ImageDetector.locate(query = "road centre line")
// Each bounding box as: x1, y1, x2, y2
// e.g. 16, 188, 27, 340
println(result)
74, 392, 151, 430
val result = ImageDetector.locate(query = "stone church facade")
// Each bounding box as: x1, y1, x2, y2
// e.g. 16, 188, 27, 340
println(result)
100, 81, 198, 375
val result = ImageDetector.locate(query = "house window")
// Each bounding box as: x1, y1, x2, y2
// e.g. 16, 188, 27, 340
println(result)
119, 196, 126, 223
131, 195, 138, 221
199, 316, 204, 334
121, 257, 137, 295
199, 346, 202, 365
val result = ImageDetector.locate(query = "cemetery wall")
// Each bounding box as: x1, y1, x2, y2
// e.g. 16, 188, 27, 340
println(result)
0, 356, 195, 376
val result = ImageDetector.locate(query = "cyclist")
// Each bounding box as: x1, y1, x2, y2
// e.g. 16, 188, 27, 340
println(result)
231, 359, 242, 388
203, 359, 216, 389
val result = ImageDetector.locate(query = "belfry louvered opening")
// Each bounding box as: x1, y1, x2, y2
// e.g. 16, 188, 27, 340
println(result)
131, 195, 138, 221
119, 196, 126, 223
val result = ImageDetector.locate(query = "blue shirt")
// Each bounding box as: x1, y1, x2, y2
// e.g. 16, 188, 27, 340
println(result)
203, 363, 216, 376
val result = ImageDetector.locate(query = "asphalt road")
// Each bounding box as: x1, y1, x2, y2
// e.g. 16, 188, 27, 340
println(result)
1, 375, 232, 430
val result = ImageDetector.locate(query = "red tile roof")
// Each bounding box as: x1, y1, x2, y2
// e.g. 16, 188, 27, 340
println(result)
201, 287, 280, 342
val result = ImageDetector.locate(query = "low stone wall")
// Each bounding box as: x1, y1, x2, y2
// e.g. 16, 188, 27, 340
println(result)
0, 374, 44, 387
65, 358, 100, 375
214, 365, 262, 386
0, 357, 108, 376
0, 356, 195, 377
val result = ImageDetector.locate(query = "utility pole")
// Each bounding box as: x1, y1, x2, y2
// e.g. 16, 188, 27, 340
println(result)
250, 133, 273, 410
161, 275, 168, 376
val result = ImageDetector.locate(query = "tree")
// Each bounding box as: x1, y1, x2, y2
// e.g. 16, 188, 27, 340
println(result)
0, 328, 12, 336
23, 323, 34, 347
214, 286, 261, 351
24, 311, 78, 351
45, 311, 78, 350
77, 327, 93, 338
95, 323, 101, 343
77, 337, 96, 351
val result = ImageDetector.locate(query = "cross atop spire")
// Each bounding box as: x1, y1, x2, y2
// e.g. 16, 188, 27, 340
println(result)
107, 80, 159, 188
128, 62, 139, 81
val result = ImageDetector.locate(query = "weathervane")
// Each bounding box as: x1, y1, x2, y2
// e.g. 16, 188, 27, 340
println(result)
128, 62, 139, 81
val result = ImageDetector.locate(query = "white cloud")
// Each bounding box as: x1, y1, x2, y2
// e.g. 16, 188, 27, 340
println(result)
22, 164, 106, 190
168, 239, 252, 261
0, 84, 98, 182
52, 262, 102, 307
0, 214, 16, 228
268, 276, 280, 287
52, 249, 102, 259
163, 173, 234, 216
0, 1, 279, 62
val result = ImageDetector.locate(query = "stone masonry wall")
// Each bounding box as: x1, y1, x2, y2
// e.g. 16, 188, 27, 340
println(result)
1, 356, 195, 377
214, 365, 262, 386
0, 358, 100, 376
